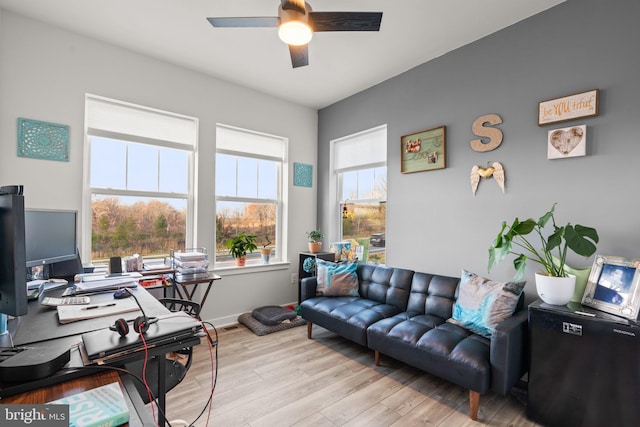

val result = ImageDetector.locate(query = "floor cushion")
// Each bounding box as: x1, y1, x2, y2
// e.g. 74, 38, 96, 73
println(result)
238, 313, 306, 336
252, 305, 298, 325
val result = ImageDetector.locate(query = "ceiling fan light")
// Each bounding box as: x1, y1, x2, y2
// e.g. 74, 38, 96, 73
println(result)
278, 21, 313, 45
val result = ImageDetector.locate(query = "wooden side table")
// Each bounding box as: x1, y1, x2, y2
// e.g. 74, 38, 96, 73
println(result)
170, 272, 221, 318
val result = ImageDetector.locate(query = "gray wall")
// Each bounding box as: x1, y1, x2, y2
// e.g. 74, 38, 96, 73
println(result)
0, 10, 318, 325
318, 0, 640, 298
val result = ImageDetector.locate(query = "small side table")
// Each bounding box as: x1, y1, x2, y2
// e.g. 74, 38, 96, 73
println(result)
170, 272, 221, 318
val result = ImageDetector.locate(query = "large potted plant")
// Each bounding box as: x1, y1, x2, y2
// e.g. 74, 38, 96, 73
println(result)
488, 203, 599, 305
225, 232, 257, 266
306, 229, 324, 253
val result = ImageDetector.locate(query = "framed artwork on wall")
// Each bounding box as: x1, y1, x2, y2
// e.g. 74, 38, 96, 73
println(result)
400, 125, 446, 173
17, 117, 70, 162
293, 162, 313, 187
538, 89, 599, 126
547, 124, 586, 159
582, 255, 640, 320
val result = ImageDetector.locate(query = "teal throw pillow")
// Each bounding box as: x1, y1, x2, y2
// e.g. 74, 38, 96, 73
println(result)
316, 259, 359, 297
449, 269, 525, 338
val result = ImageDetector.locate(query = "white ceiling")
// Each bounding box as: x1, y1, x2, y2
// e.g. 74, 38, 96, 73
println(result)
0, 0, 564, 109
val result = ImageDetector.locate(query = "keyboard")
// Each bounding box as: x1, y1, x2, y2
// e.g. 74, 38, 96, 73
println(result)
41, 296, 91, 307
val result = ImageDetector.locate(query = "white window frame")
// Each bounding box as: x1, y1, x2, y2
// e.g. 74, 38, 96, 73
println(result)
215, 124, 288, 268
330, 125, 387, 242
82, 94, 198, 264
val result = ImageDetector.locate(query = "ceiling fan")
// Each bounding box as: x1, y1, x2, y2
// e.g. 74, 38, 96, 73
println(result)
207, 0, 383, 68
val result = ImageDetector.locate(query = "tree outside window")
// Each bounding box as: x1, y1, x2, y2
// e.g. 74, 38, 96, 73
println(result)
84, 95, 196, 264
215, 125, 286, 266
333, 125, 387, 265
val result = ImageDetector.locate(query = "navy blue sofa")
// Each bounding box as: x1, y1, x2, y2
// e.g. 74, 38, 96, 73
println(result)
299, 264, 527, 421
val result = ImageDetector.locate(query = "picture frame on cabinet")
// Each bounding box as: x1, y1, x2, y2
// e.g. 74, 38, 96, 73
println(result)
582, 255, 640, 320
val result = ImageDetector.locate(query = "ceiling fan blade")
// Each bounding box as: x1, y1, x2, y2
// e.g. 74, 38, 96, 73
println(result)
289, 44, 309, 68
309, 12, 382, 32
207, 17, 278, 28
281, 0, 307, 15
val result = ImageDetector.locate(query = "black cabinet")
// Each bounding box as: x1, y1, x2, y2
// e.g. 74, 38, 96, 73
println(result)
297, 252, 334, 304
528, 300, 640, 427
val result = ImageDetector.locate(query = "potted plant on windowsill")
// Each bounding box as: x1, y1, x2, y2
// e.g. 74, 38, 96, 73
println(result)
488, 203, 599, 305
306, 229, 324, 254
260, 237, 273, 264
225, 232, 258, 267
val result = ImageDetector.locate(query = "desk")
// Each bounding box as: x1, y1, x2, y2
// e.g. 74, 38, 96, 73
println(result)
170, 273, 221, 318
0, 285, 202, 426
8, 286, 169, 347
1, 370, 155, 426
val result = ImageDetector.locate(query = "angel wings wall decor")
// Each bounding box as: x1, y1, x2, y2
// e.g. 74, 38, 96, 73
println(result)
470, 162, 505, 196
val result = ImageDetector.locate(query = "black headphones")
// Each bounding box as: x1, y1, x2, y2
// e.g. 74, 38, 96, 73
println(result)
109, 288, 158, 337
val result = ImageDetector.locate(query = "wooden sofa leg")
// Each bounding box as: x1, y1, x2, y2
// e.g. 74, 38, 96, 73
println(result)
374, 350, 380, 366
307, 322, 313, 339
469, 390, 480, 421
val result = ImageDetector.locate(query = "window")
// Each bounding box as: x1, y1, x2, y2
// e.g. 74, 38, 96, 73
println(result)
84, 95, 197, 264
215, 124, 287, 266
332, 125, 387, 264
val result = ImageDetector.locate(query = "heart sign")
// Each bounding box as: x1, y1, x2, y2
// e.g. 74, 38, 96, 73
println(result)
547, 125, 586, 159
477, 166, 495, 178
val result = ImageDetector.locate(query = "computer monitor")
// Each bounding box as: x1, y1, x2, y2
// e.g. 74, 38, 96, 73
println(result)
0, 193, 28, 317
24, 209, 78, 268
48, 248, 84, 282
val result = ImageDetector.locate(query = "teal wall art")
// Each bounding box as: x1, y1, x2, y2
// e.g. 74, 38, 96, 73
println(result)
17, 117, 70, 162
293, 162, 312, 187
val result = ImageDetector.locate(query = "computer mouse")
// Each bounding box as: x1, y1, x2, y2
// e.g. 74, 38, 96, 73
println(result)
113, 289, 130, 299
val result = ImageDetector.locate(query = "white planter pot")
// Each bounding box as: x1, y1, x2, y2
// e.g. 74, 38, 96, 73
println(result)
260, 248, 272, 264
535, 272, 576, 305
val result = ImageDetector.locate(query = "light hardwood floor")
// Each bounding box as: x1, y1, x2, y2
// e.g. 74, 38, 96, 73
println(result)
163, 322, 539, 426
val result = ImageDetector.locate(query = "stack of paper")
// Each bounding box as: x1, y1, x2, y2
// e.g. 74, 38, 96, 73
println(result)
173, 250, 209, 281
72, 272, 142, 294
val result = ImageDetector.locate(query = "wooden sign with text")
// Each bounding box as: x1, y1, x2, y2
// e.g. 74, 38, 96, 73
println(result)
538, 89, 599, 126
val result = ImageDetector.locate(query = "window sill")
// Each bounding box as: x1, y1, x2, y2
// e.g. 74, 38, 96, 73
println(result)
214, 261, 290, 277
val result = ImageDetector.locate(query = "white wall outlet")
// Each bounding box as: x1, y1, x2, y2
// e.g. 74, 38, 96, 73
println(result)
291, 273, 298, 284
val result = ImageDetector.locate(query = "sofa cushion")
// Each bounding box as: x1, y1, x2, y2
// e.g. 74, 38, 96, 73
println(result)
367, 316, 492, 393
357, 265, 413, 310
449, 269, 525, 338
406, 272, 460, 319
301, 296, 402, 345
316, 259, 359, 296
